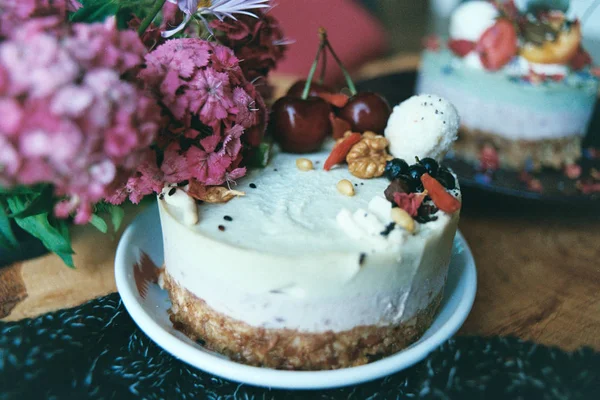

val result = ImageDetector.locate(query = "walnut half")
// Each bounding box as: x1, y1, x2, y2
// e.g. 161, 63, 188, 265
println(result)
346, 131, 393, 179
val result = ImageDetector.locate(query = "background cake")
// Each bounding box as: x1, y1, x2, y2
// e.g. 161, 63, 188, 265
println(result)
157, 95, 463, 370
417, 0, 599, 171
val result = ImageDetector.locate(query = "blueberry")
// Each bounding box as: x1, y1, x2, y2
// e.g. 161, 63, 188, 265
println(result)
436, 168, 456, 189
408, 164, 427, 181
384, 158, 409, 181
416, 157, 439, 177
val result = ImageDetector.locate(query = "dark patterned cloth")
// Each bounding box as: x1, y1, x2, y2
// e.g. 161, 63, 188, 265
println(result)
0, 294, 598, 400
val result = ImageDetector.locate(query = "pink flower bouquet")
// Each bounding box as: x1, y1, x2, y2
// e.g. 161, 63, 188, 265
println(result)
0, 0, 286, 267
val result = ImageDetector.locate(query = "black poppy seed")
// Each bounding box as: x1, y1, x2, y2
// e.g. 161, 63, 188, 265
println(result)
249, 183, 257, 189
435, 110, 439, 114
441, 111, 444, 114
218, 225, 226, 231
421, 117, 424, 120
354, 183, 358, 187
443, 121, 446, 124
360, 182, 364, 185
224, 215, 233, 221
274, 168, 278, 172
168, 188, 176, 196
380, 222, 396, 236
359, 253, 367, 266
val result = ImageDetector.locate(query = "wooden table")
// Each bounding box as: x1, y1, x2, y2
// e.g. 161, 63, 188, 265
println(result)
1, 56, 599, 352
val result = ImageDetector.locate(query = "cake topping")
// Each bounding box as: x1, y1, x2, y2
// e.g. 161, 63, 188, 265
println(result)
160, 185, 198, 226
346, 132, 393, 179
393, 192, 427, 217
187, 182, 245, 204
336, 196, 405, 251
443, 0, 594, 75
296, 158, 314, 171
384, 94, 460, 162
420, 173, 461, 214
449, 1, 500, 42
390, 208, 416, 234
324, 132, 363, 171
336, 179, 355, 196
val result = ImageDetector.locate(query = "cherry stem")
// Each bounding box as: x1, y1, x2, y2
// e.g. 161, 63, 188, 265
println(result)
301, 32, 327, 100
318, 47, 327, 85
138, 0, 167, 37
324, 40, 357, 96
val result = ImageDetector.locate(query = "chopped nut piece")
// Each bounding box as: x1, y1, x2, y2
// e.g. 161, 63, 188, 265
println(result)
296, 158, 314, 171
346, 131, 393, 179
188, 180, 245, 203
391, 207, 415, 233
337, 179, 355, 196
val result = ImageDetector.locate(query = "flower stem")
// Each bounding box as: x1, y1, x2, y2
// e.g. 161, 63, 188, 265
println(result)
325, 40, 357, 96
301, 34, 327, 100
138, 0, 167, 37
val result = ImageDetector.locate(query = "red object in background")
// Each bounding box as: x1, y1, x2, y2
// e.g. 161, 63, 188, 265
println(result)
570, 46, 592, 71
477, 19, 518, 71
448, 39, 476, 57
270, 0, 387, 84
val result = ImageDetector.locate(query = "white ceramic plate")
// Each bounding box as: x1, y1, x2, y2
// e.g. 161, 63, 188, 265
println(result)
115, 204, 477, 390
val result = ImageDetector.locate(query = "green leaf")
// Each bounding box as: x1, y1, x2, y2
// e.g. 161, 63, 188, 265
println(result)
54, 219, 75, 268
0, 185, 39, 195
69, 0, 120, 23
109, 205, 125, 232
244, 141, 273, 168
7, 185, 54, 219
0, 199, 18, 249
89, 214, 108, 234
6, 197, 74, 257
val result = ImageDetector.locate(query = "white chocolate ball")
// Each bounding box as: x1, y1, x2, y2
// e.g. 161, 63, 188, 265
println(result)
449, 1, 499, 42
384, 94, 460, 162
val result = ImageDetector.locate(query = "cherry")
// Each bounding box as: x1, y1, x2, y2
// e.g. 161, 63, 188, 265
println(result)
286, 80, 333, 98
270, 96, 331, 153
269, 29, 332, 153
338, 92, 391, 134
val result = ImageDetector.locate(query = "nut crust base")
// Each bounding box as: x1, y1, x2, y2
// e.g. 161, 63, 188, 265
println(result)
454, 127, 581, 171
163, 272, 443, 370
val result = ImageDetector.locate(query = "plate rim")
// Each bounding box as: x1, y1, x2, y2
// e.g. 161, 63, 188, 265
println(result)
115, 205, 477, 390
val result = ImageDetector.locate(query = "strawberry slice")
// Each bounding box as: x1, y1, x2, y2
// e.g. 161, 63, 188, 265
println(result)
448, 39, 476, 57
477, 19, 518, 71
570, 46, 592, 71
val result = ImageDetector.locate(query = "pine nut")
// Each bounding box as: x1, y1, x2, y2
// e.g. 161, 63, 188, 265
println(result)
391, 207, 415, 233
296, 158, 314, 171
337, 179, 355, 196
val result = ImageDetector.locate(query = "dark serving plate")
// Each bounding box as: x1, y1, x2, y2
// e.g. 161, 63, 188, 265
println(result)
356, 71, 600, 209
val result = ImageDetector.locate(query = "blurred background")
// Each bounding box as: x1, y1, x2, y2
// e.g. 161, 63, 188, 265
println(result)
273, 0, 600, 84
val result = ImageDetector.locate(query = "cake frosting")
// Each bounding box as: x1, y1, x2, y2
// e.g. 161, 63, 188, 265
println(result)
418, 48, 598, 141
159, 142, 460, 333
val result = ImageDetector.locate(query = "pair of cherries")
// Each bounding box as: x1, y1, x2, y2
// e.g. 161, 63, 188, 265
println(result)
269, 29, 391, 153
